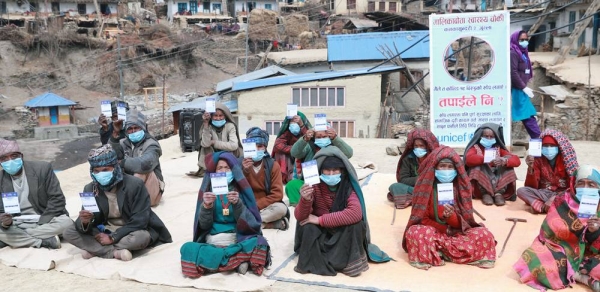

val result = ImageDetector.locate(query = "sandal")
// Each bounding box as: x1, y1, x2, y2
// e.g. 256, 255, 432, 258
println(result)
493, 193, 506, 206
482, 194, 494, 206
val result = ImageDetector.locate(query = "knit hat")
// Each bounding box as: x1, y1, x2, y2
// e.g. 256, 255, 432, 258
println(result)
576, 165, 600, 186
124, 109, 147, 131
0, 139, 21, 157
246, 127, 269, 147
87, 144, 123, 191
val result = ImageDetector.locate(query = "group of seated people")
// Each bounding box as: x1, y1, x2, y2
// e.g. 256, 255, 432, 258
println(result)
2, 101, 600, 292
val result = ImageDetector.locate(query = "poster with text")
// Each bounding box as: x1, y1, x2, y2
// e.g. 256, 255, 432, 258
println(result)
429, 11, 511, 147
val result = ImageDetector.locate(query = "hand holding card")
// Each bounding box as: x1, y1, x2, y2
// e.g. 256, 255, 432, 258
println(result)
302, 160, 320, 186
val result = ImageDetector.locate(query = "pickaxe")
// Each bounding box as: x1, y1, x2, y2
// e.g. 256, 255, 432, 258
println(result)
498, 217, 527, 258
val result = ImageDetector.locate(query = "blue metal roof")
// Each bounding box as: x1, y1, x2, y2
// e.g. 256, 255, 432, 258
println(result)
216, 65, 296, 93
327, 31, 430, 62
24, 92, 77, 108
231, 65, 403, 92
167, 94, 238, 113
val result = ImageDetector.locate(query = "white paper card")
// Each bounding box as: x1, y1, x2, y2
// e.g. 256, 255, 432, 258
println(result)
286, 104, 297, 118
437, 183, 454, 205
80, 192, 100, 212
210, 173, 228, 195
242, 138, 258, 158
2, 192, 21, 214
578, 194, 599, 219
484, 148, 497, 163
529, 139, 542, 157
101, 100, 112, 117
314, 113, 328, 131
302, 160, 320, 186
117, 102, 127, 121
12, 214, 40, 223
206, 97, 216, 113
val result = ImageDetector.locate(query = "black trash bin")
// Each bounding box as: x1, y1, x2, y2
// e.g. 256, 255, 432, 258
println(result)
179, 108, 204, 152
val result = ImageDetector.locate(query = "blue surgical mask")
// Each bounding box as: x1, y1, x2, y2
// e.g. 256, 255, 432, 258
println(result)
93, 171, 114, 186
480, 138, 496, 149
225, 171, 234, 184
413, 148, 427, 158
127, 130, 145, 143
1, 158, 23, 175
435, 169, 457, 183
542, 146, 559, 160
212, 119, 226, 128
314, 137, 331, 148
575, 187, 600, 202
288, 123, 301, 135
320, 174, 341, 186
519, 41, 529, 48
252, 150, 266, 162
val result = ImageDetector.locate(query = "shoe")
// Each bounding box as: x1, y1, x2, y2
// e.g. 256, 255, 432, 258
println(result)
279, 217, 289, 231
482, 194, 494, 206
0, 241, 7, 248
186, 168, 205, 178
387, 192, 393, 202
40, 235, 61, 249
294, 266, 309, 274
113, 249, 133, 261
237, 262, 249, 275
493, 193, 506, 206
529, 206, 541, 215
81, 250, 95, 260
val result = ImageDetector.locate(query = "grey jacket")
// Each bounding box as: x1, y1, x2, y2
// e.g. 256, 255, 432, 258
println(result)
110, 133, 164, 182
0, 160, 69, 224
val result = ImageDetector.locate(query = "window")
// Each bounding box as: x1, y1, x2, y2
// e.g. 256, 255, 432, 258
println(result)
568, 11, 576, 32
189, 1, 197, 14
247, 1, 257, 11
330, 120, 355, 138
51, 2, 60, 13
30, 2, 38, 12
347, 0, 356, 9
212, 3, 221, 13
100, 4, 109, 14
265, 3, 272, 9
378, 1, 385, 11
367, 1, 375, 11
203, 1, 210, 12
77, 3, 86, 15
1, 1, 7, 14
389, 2, 396, 12
265, 121, 282, 135
291, 87, 345, 107
178, 2, 188, 14
399, 70, 424, 89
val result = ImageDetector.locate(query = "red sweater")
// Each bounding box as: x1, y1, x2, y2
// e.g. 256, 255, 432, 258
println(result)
421, 197, 461, 234
465, 145, 521, 168
272, 126, 308, 156
294, 183, 363, 228
524, 157, 568, 191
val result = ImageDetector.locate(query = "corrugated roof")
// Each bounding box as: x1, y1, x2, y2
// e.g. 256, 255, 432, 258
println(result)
24, 92, 77, 108
167, 94, 238, 113
343, 18, 379, 29
264, 49, 328, 66
327, 31, 430, 62
216, 65, 296, 93
231, 65, 403, 92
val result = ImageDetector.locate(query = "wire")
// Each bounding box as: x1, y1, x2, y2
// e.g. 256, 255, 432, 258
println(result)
511, 0, 585, 24
530, 12, 598, 36
509, 0, 552, 16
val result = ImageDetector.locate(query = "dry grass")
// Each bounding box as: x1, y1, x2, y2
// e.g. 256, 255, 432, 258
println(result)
284, 14, 309, 38
248, 9, 278, 41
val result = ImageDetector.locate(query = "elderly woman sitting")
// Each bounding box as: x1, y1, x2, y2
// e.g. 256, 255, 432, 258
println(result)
294, 146, 390, 277
464, 123, 521, 206
514, 165, 600, 292
403, 146, 496, 270
180, 152, 270, 278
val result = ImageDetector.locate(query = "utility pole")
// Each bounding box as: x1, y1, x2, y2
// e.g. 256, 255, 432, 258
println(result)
162, 74, 166, 136
244, 3, 250, 73
117, 34, 124, 100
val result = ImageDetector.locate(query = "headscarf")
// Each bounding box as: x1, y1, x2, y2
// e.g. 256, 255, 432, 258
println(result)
403, 146, 479, 252
194, 151, 266, 246
124, 108, 147, 132
246, 127, 269, 147
396, 129, 440, 182
463, 123, 507, 163
575, 165, 600, 186
540, 129, 578, 177
87, 144, 124, 192
319, 156, 351, 213
314, 146, 391, 263
0, 139, 21, 157
510, 30, 532, 73
276, 111, 312, 138
199, 102, 243, 153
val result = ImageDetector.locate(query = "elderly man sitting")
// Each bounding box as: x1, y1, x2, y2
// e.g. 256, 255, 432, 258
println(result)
0, 139, 72, 249
242, 127, 289, 230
